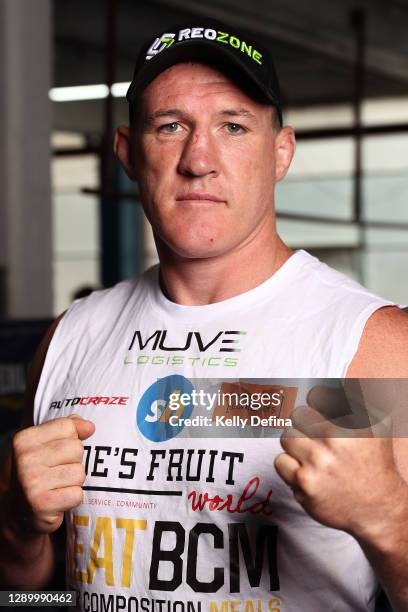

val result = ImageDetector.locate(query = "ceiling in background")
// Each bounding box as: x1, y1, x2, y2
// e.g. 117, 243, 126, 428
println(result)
53, 0, 408, 108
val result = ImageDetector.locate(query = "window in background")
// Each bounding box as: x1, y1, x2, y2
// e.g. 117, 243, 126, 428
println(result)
51, 131, 100, 315
276, 98, 408, 303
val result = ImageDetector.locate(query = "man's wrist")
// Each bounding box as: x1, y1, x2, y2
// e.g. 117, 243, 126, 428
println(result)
354, 478, 408, 555
0, 492, 47, 562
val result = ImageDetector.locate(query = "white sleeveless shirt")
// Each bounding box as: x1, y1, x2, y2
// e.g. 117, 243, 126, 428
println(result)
34, 250, 393, 612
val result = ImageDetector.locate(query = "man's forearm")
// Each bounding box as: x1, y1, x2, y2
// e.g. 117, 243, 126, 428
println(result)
357, 486, 408, 612
0, 494, 56, 589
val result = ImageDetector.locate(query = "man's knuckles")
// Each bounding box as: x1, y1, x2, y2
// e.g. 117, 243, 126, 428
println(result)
51, 462, 86, 486
45, 438, 84, 463
19, 461, 86, 504
15, 449, 40, 475
12, 428, 34, 454
292, 405, 323, 429
25, 476, 85, 528
13, 418, 82, 454
70, 462, 86, 485
308, 445, 335, 471
281, 434, 336, 472
15, 439, 85, 480
274, 452, 299, 484
294, 466, 319, 496
40, 486, 84, 513
54, 486, 84, 511
44, 416, 83, 438
48, 415, 91, 438
279, 433, 292, 453
324, 435, 350, 453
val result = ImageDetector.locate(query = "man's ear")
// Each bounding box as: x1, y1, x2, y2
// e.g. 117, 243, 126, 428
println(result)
274, 127, 296, 182
114, 125, 137, 181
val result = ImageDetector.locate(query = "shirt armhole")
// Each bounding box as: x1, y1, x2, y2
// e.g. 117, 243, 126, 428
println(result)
340, 302, 394, 378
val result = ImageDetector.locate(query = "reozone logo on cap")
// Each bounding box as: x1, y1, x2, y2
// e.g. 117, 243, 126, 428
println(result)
146, 27, 263, 65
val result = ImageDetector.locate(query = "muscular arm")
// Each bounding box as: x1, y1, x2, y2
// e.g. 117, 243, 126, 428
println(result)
0, 316, 62, 589
275, 305, 408, 611
346, 306, 408, 611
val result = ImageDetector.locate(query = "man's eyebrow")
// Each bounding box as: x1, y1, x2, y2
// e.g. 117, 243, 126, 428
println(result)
144, 109, 187, 123
143, 108, 259, 124
219, 109, 258, 121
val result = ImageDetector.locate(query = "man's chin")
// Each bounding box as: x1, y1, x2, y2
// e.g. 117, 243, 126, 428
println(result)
167, 245, 224, 261
157, 236, 229, 261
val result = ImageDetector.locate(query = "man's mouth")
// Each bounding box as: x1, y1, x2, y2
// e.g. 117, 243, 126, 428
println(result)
176, 192, 225, 203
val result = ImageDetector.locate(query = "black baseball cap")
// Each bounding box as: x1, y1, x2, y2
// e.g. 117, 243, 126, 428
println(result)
126, 21, 283, 125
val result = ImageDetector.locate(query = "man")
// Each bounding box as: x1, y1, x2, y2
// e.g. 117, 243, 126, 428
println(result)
1, 20, 408, 612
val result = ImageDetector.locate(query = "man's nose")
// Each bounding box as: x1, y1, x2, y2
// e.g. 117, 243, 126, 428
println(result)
177, 131, 219, 178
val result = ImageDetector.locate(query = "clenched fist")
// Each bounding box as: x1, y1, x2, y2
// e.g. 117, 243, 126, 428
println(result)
10, 415, 95, 535
274, 383, 408, 540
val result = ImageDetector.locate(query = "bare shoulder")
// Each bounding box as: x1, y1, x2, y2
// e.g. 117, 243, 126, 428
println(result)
347, 307, 408, 478
347, 306, 408, 378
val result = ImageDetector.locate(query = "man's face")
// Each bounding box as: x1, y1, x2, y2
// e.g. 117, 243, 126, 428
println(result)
127, 62, 294, 260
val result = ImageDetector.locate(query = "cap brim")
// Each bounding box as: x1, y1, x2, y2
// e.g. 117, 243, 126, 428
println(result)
127, 39, 282, 123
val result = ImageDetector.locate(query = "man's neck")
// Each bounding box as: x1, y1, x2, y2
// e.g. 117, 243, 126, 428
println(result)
155, 228, 293, 306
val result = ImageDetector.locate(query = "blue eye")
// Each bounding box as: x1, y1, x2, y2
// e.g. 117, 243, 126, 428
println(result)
160, 122, 180, 133
226, 123, 244, 134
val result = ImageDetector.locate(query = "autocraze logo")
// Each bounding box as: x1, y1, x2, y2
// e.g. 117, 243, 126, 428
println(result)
145, 27, 263, 65
50, 396, 129, 410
